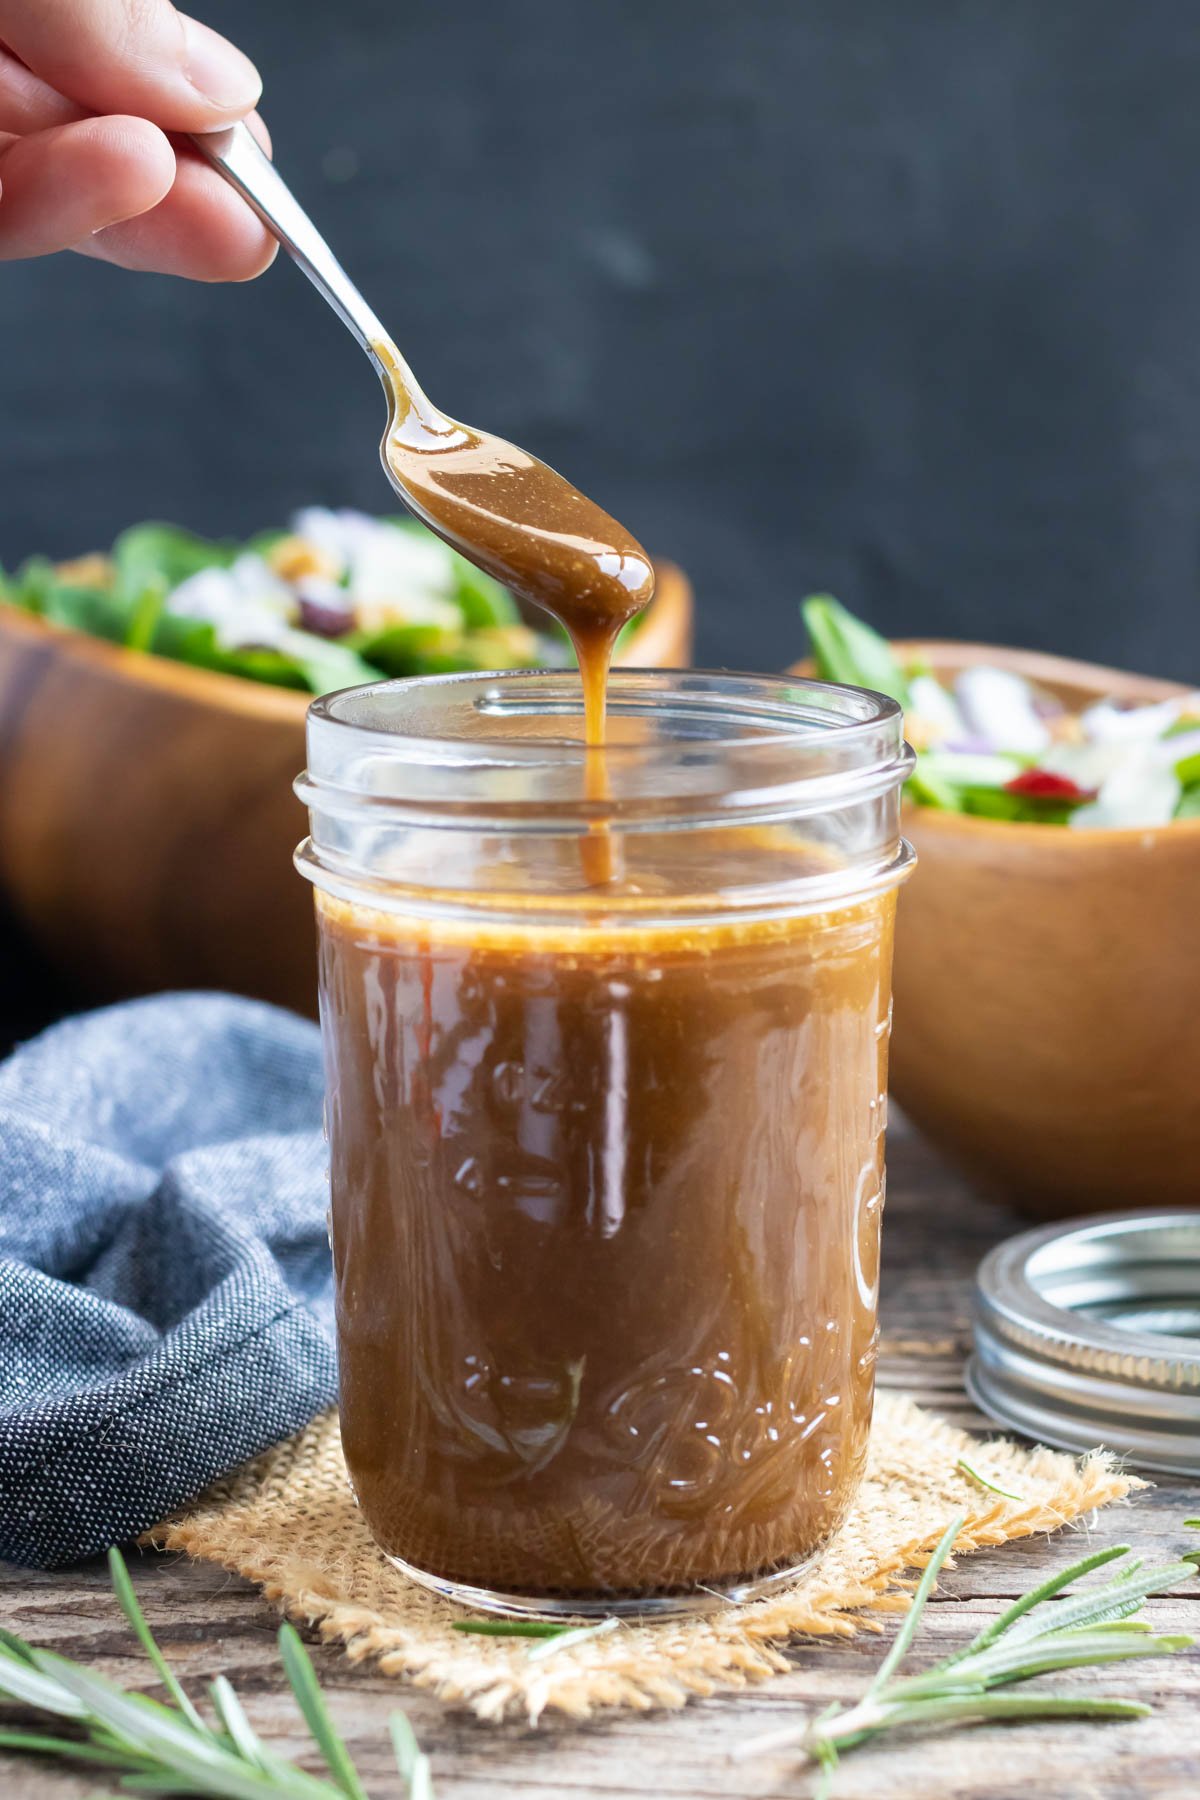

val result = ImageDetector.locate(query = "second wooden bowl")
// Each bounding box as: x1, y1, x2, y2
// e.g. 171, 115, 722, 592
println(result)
887, 644, 1199, 1217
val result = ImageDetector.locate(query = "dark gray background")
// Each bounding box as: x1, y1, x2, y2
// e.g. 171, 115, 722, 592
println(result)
3, 0, 1200, 678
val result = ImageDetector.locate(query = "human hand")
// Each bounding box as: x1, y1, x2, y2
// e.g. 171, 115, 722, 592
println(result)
0, 0, 276, 280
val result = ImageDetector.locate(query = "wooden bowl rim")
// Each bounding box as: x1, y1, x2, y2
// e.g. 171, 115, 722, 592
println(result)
0, 557, 692, 725
790, 637, 1200, 848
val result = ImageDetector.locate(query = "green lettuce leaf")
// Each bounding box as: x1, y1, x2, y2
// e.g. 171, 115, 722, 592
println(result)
7, 516, 558, 695
907, 755, 964, 810
801, 595, 912, 708
112, 523, 238, 599
358, 621, 537, 678
958, 786, 1076, 824
14, 563, 133, 640
906, 751, 1077, 822
148, 611, 375, 695
278, 633, 379, 694
111, 525, 377, 693
447, 549, 519, 627
354, 622, 457, 678
7, 556, 63, 616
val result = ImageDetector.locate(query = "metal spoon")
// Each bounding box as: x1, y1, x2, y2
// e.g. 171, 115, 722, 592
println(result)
188, 123, 653, 644
191, 123, 445, 433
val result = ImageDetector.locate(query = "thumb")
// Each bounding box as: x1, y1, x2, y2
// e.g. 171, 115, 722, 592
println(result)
0, 2, 262, 134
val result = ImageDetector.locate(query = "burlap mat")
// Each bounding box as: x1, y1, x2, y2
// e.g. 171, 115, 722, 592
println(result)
146, 1396, 1137, 1723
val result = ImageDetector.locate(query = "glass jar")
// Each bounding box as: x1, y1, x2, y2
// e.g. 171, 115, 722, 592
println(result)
296, 670, 913, 1616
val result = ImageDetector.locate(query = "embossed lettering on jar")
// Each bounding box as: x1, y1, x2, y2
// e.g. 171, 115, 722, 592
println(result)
297, 671, 913, 1613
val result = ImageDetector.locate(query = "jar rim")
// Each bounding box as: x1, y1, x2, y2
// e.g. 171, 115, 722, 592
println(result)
306, 667, 904, 765
296, 669, 914, 919
299, 670, 912, 826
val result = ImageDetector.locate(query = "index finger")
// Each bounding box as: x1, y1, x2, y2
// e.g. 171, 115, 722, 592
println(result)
0, 0, 261, 134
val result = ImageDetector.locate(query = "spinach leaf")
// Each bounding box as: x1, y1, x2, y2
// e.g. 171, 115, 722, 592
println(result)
203, 643, 313, 691
14, 564, 134, 642
7, 556, 61, 615
802, 594, 913, 708
112, 523, 238, 598
124, 583, 169, 653
959, 786, 1075, 824
907, 755, 964, 811
447, 549, 519, 627
152, 611, 376, 695
359, 619, 546, 679
281, 634, 379, 694
613, 613, 647, 654
906, 751, 1078, 822
355, 622, 457, 678
146, 612, 309, 691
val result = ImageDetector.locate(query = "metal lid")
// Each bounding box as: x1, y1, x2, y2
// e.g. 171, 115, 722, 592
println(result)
967, 1210, 1200, 1476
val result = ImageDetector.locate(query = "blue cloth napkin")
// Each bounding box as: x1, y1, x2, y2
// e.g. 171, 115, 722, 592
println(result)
0, 993, 337, 1568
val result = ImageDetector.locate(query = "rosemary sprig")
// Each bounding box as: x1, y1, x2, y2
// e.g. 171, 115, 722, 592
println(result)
734, 1515, 1197, 1789
449, 1619, 567, 1638
955, 1456, 1025, 1502
0, 1547, 434, 1798
2, 1526, 1194, 1797
450, 1615, 622, 1660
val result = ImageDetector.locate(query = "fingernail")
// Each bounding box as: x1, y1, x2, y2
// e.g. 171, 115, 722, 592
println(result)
182, 16, 262, 112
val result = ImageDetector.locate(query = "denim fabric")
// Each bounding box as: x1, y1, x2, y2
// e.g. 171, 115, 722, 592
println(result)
0, 994, 337, 1567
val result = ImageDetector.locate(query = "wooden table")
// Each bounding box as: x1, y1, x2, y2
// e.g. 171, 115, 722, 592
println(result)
0, 961, 1196, 1797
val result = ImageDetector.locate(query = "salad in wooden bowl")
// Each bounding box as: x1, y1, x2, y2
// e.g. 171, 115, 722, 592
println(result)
0, 511, 691, 1015
0, 507, 684, 691
796, 599, 1200, 1218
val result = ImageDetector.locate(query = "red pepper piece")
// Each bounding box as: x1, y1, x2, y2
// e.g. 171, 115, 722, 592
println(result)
1004, 768, 1092, 801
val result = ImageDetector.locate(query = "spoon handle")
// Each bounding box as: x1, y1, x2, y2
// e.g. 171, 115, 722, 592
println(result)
190, 122, 397, 377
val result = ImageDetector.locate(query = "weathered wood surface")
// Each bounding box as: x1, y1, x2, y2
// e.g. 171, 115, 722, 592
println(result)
2, 1119, 1197, 1798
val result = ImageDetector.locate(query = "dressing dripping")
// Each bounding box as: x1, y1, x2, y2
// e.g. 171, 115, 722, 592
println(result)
374, 342, 655, 881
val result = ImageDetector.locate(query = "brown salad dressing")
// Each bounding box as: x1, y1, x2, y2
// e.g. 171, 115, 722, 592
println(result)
314, 351, 893, 1601
376, 342, 653, 727
375, 343, 653, 884
320, 888, 892, 1598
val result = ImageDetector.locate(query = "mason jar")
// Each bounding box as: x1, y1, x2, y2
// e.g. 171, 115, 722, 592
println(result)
295, 670, 913, 1616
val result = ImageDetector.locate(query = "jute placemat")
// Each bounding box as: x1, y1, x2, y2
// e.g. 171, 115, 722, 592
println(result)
147, 1397, 1138, 1723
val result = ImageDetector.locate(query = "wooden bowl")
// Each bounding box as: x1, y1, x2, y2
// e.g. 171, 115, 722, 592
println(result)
0, 561, 692, 1018
794, 641, 1200, 1218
